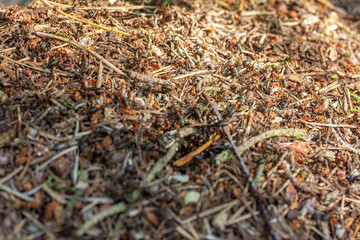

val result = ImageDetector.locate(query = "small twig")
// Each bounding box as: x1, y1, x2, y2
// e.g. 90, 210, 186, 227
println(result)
0, 53, 56, 75
0, 183, 35, 202
271, 169, 301, 198
318, 80, 340, 93
0, 166, 24, 184
179, 44, 196, 68
141, 143, 179, 187
176, 226, 195, 240
336, 71, 360, 79
183, 199, 239, 223
208, 99, 281, 240
42, 0, 129, 36
216, 128, 307, 164
41, 183, 67, 204
23, 211, 56, 240
36, 32, 128, 79
44, 0, 156, 10
72, 151, 79, 185
76, 201, 127, 236
284, 164, 320, 195
266, 151, 288, 178
173, 134, 221, 167
254, 160, 266, 187
18, 157, 30, 181
96, 60, 103, 89
128, 70, 173, 85
171, 70, 215, 81
226, 212, 260, 226
37, 129, 92, 142
62, 195, 113, 204
351, 224, 360, 239
38, 145, 78, 170
241, 11, 276, 16
299, 120, 357, 128
345, 87, 354, 111
331, 124, 360, 154
243, 111, 253, 141
141, 127, 196, 187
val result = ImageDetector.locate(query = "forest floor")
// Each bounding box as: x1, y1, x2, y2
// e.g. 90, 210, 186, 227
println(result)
1, 0, 360, 239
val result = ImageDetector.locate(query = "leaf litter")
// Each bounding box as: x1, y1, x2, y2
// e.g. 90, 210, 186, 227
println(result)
0, 0, 360, 239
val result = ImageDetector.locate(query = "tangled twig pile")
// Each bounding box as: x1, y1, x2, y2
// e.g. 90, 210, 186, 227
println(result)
0, 0, 360, 239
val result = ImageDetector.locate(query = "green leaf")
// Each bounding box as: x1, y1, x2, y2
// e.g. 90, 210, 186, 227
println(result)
350, 92, 360, 106
78, 169, 89, 182
56, 33, 71, 39
123, 61, 134, 68
298, 172, 306, 179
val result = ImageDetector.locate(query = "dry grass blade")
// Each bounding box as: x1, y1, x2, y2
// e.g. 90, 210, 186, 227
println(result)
42, 0, 130, 36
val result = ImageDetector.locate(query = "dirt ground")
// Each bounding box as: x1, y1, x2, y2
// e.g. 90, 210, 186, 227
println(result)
1, 0, 360, 239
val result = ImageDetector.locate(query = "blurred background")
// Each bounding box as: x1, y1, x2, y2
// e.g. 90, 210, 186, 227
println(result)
0, 0, 359, 17
0, 0, 32, 6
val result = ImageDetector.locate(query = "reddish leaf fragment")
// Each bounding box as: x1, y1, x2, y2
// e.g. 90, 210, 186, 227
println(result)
144, 211, 159, 227
279, 142, 309, 155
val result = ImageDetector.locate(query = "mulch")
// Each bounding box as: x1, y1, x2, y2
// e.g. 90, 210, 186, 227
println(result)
1, 0, 360, 239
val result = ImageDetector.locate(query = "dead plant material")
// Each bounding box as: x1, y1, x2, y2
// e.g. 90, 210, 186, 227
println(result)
1, 0, 360, 239
173, 134, 221, 167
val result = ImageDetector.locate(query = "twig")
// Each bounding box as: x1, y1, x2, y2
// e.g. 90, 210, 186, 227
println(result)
72, 151, 79, 185
226, 212, 260, 226
0, 53, 72, 76
41, 183, 67, 204
351, 224, 360, 239
175, 226, 195, 240
141, 143, 179, 187
179, 44, 196, 68
171, 70, 215, 81
183, 199, 239, 223
271, 169, 301, 198
284, 164, 320, 195
176, 226, 195, 240
0, 183, 35, 202
42, 0, 129, 36
44, 0, 156, 10
96, 60, 103, 89
241, 11, 276, 16
76, 201, 127, 236
141, 127, 196, 187
331, 126, 360, 154
216, 128, 307, 164
38, 145, 78, 170
243, 111, 253, 140
299, 120, 357, 128
266, 152, 288, 178
62, 194, 113, 203
254, 160, 266, 187
0, 166, 24, 184
173, 134, 221, 167
318, 80, 340, 93
37, 129, 92, 142
209, 100, 281, 240
23, 211, 56, 240
36, 32, 128, 79
128, 70, 173, 85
